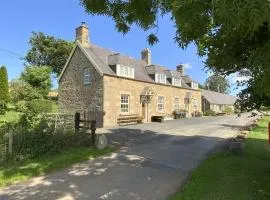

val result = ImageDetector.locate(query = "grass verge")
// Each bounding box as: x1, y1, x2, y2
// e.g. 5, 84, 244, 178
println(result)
170, 116, 270, 200
0, 147, 113, 187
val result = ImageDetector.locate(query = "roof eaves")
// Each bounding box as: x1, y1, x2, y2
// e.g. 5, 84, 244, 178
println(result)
77, 42, 103, 76
58, 43, 78, 82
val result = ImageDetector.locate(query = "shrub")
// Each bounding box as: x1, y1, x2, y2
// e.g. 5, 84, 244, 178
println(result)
0, 104, 5, 115
224, 107, 233, 115
27, 99, 53, 114
204, 109, 216, 116
15, 101, 28, 112
6, 113, 91, 162
9, 80, 43, 103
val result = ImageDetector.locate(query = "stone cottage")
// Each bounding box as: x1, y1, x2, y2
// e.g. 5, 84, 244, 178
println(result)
58, 23, 202, 127
201, 89, 237, 113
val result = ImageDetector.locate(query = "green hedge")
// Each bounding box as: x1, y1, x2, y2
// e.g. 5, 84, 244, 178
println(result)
204, 109, 216, 116
27, 99, 53, 114
3, 115, 91, 162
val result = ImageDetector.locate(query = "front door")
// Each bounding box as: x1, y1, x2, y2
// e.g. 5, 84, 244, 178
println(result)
142, 102, 146, 120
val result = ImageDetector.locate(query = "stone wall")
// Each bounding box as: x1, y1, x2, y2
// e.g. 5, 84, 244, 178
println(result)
103, 75, 202, 127
58, 47, 103, 113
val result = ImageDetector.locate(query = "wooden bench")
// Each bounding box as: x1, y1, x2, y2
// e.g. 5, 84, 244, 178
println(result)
117, 114, 143, 125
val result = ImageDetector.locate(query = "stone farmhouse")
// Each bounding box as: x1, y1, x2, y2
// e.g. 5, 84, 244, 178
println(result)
201, 89, 237, 113
58, 23, 202, 127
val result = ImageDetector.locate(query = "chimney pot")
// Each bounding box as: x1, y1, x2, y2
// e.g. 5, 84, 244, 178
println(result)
141, 48, 151, 65
76, 23, 90, 47
176, 64, 184, 76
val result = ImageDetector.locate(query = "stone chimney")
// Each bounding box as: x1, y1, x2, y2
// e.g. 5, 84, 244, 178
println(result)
76, 22, 90, 47
176, 64, 184, 76
141, 48, 151, 65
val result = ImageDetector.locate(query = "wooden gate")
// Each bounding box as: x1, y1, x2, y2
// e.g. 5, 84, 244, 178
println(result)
83, 110, 103, 128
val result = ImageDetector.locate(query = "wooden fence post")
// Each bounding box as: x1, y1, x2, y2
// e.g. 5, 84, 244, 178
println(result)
75, 112, 80, 134
91, 120, 96, 146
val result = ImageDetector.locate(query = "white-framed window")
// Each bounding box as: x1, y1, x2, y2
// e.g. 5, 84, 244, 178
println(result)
174, 97, 180, 111
191, 82, 198, 89
120, 94, 129, 113
172, 78, 181, 87
117, 65, 134, 78
157, 96, 164, 112
193, 98, 198, 110
155, 73, 166, 84
83, 68, 91, 84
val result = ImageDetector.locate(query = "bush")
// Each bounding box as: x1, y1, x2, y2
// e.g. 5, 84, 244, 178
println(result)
15, 101, 28, 112
27, 99, 53, 114
204, 109, 216, 116
6, 113, 91, 162
0, 105, 5, 115
191, 111, 203, 117
10, 80, 43, 103
224, 107, 233, 115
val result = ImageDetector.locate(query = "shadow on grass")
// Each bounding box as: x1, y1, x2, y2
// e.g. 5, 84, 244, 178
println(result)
1, 116, 269, 200
0, 147, 113, 187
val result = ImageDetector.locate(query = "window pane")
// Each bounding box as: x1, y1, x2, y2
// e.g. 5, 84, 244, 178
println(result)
120, 94, 129, 113
83, 68, 90, 84
158, 96, 164, 112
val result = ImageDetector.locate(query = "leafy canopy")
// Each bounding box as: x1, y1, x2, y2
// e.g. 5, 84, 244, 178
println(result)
80, 0, 270, 110
25, 32, 74, 76
9, 80, 42, 103
205, 74, 230, 94
20, 66, 52, 98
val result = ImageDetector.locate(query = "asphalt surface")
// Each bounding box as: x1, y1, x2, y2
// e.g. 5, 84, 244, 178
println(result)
0, 114, 258, 200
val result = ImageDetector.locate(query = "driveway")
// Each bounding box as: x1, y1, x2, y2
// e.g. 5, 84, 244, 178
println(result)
0, 114, 258, 200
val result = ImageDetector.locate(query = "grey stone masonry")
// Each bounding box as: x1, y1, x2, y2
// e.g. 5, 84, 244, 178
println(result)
58, 47, 103, 113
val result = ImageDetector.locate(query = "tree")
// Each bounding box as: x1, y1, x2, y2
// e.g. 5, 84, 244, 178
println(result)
80, 0, 270, 109
9, 80, 42, 103
0, 66, 9, 105
205, 74, 230, 94
20, 66, 52, 98
25, 32, 74, 76
198, 83, 206, 90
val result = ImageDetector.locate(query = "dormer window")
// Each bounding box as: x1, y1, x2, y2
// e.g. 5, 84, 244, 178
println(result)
116, 64, 134, 78
191, 82, 198, 89
155, 73, 166, 84
172, 78, 181, 87
83, 68, 91, 84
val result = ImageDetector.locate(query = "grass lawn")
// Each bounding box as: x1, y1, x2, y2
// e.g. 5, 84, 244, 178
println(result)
0, 147, 113, 187
170, 116, 270, 200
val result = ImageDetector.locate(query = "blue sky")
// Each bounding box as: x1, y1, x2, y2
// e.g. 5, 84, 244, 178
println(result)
0, 0, 240, 95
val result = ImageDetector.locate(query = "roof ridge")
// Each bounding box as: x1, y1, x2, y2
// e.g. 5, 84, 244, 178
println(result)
202, 89, 236, 97
91, 43, 147, 65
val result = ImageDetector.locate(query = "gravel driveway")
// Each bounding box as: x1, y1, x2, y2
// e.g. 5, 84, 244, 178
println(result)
0, 114, 258, 200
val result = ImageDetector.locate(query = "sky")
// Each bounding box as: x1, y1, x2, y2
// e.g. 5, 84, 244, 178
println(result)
0, 0, 240, 95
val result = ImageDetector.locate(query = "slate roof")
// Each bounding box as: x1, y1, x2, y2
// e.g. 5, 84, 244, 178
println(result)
60, 41, 199, 90
201, 89, 237, 105
181, 75, 198, 84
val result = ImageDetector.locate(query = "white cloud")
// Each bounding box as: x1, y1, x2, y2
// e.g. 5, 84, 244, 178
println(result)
229, 72, 250, 84
182, 63, 192, 69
